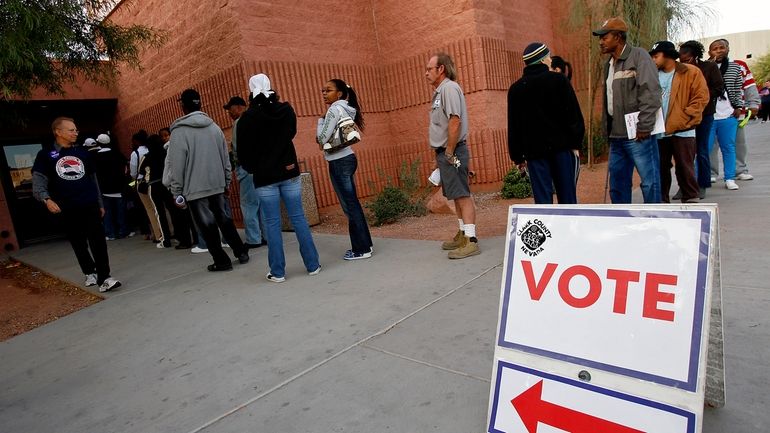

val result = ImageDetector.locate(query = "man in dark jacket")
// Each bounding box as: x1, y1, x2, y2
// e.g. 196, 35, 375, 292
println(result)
164, 88, 248, 271
90, 133, 131, 239
595, 17, 663, 204
678, 40, 723, 199
32, 117, 121, 292
508, 42, 585, 204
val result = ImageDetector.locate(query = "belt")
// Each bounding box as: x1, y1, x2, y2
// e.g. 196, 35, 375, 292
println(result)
435, 140, 466, 154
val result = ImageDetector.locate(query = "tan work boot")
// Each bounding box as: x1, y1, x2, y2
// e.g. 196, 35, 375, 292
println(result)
448, 237, 480, 259
441, 230, 465, 250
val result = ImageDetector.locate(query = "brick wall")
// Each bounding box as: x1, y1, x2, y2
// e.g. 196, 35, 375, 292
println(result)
107, 0, 584, 212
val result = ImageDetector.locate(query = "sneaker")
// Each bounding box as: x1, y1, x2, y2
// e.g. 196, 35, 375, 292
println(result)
222, 243, 230, 248
344, 250, 372, 260
671, 189, 682, 200
441, 230, 465, 250
710, 176, 717, 184
266, 273, 285, 283
99, 277, 121, 293
156, 240, 171, 249
725, 180, 739, 190
448, 237, 481, 259
128, 231, 136, 237
308, 266, 322, 276
105, 236, 116, 241
736, 173, 754, 181
84, 273, 97, 287
191, 246, 208, 254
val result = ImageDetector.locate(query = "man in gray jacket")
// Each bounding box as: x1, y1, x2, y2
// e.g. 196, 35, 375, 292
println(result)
595, 17, 662, 203
165, 88, 248, 271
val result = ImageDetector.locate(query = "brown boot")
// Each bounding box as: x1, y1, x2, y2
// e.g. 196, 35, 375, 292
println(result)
448, 237, 480, 259
441, 230, 465, 250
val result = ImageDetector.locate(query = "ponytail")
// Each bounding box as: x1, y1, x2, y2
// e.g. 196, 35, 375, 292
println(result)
330, 78, 365, 131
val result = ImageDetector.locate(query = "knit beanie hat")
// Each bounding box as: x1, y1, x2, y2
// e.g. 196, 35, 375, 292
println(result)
523, 42, 550, 66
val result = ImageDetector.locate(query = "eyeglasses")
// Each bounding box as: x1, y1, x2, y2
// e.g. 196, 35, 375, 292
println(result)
58, 128, 78, 133
426, 66, 441, 72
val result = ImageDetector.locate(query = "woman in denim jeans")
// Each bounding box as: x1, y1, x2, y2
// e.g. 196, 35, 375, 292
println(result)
237, 74, 321, 283
317, 79, 373, 260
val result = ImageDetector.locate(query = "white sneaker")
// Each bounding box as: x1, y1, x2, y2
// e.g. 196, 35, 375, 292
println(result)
99, 277, 121, 292
725, 180, 739, 190
710, 176, 717, 183
191, 246, 208, 254
84, 273, 97, 287
222, 243, 230, 248
308, 266, 322, 276
736, 173, 754, 181
266, 273, 285, 283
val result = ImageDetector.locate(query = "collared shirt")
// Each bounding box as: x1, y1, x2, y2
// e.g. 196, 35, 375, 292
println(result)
607, 56, 616, 117
429, 78, 468, 148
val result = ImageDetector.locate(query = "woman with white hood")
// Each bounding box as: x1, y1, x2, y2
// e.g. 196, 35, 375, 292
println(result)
316, 79, 373, 260
236, 74, 321, 283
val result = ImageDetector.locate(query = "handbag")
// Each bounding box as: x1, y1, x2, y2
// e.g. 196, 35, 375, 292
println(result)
321, 105, 361, 152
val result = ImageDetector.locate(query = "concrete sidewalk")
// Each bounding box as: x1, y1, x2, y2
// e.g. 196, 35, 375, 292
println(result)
1, 123, 769, 432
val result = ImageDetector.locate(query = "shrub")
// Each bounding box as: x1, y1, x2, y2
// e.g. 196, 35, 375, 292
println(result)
366, 159, 428, 226
501, 168, 532, 199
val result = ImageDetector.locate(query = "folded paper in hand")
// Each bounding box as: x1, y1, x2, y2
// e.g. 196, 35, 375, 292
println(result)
624, 109, 665, 139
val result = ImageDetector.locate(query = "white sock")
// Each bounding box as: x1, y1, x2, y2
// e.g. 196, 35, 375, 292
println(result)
464, 224, 476, 239
458, 219, 465, 231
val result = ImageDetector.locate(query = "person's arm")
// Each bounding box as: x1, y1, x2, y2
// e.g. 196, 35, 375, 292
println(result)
507, 86, 524, 165
686, 70, 710, 125
562, 76, 586, 153
706, 63, 724, 105
164, 139, 186, 197
635, 51, 663, 139
317, 105, 341, 145
129, 151, 138, 178
220, 130, 232, 188
744, 84, 761, 115
236, 112, 255, 173
91, 173, 104, 211
446, 116, 460, 157
32, 171, 60, 214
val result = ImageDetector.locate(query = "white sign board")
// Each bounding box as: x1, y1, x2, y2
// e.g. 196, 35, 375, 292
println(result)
488, 205, 716, 433
489, 361, 695, 433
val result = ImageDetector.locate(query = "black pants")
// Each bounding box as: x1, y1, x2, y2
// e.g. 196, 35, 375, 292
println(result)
658, 136, 698, 203
188, 193, 246, 266
62, 205, 111, 284
527, 150, 580, 204
149, 182, 192, 246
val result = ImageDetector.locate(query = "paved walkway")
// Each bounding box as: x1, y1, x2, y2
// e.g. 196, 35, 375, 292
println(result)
1, 123, 769, 432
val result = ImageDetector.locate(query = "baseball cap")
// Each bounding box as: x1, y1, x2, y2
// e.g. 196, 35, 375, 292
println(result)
83, 138, 98, 147
223, 96, 247, 110
96, 133, 111, 145
178, 88, 201, 106
649, 41, 679, 59
592, 17, 629, 36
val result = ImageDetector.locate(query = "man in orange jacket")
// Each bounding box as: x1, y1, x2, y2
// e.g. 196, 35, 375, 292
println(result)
650, 41, 709, 203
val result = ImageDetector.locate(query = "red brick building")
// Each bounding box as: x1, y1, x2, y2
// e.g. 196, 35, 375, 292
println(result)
1, 0, 589, 250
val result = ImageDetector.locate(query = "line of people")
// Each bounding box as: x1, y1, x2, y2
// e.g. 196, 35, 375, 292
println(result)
507, 17, 761, 204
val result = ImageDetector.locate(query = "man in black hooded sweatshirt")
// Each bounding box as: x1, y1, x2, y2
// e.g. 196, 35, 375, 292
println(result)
507, 42, 585, 204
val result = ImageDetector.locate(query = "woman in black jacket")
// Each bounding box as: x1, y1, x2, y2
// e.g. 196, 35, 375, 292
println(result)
237, 74, 320, 283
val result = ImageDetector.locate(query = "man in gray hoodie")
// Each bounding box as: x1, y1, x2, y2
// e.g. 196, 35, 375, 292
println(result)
165, 88, 248, 271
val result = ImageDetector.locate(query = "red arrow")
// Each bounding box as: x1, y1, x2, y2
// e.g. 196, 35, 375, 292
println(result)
511, 380, 645, 433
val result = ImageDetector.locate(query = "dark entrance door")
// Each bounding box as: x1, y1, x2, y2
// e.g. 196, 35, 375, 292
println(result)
1, 142, 65, 244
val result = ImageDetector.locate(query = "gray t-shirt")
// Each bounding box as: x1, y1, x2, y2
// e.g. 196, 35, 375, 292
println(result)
429, 78, 468, 148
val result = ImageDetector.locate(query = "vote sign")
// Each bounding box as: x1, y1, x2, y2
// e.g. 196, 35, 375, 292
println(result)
497, 207, 712, 390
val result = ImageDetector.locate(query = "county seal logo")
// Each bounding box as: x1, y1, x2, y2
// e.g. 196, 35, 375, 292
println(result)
56, 156, 86, 181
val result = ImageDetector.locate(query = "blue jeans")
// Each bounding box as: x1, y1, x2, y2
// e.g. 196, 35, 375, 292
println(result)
256, 176, 320, 278
328, 154, 373, 254
526, 150, 580, 204
695, 114, 714, 189
608, 136, 661, 204
102, 195, 128, 238
237, 166, 263, 244
708, 117, 738, 181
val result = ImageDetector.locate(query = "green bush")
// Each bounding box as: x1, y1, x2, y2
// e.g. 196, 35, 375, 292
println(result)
366, 159, 428, 226
501, 168, 532, 199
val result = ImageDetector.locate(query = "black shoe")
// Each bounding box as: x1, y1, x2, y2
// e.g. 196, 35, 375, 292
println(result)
699, 187, 706, 199
244, 242, 263, 249
175, 244, 193, 250
207, 263, 233, 272
237, 252, 250, 264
